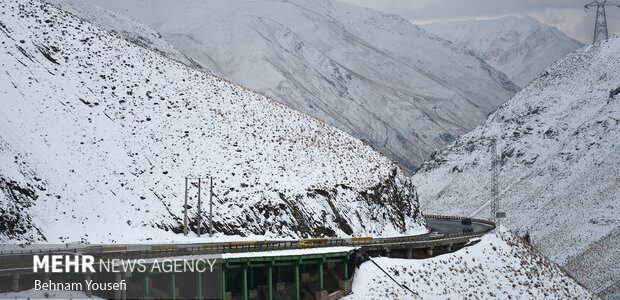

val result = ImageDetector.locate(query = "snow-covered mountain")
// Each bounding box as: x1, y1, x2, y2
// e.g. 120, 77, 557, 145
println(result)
424, 17, 584, 87
346, 230, 594, 299
63, 0, 519, 173
412, 37, 620, 297
45, 0, 203, 71
0, 0, 426, 243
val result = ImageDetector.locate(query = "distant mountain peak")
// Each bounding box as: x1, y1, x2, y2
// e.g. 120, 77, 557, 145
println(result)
424, 16, 584, 87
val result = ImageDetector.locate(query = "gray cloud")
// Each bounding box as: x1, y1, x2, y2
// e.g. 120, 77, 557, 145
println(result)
340, 0, 620, 43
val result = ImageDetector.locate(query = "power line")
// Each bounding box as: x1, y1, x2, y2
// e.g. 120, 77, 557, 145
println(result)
368, 258, 422, 299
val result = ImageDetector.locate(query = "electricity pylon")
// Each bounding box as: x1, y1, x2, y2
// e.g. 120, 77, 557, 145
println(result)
586, 0, 620, 43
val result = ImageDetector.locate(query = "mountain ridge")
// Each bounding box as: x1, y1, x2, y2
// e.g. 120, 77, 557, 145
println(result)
0, 0, 425, 243
412, 36, 620, 297
61, 0, 519, 173
424, 16, 584, 87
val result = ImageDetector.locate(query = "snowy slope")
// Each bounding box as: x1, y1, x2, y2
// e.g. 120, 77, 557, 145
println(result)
73, 0, 519, 173
346, 230, 593, 299
44, 0, 203, 71
412, 37, 620, 296
424, 17, 584, 87
0, 0, 425, 244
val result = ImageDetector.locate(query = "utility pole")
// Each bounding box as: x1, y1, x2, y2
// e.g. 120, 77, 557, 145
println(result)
586, 0, 620, 43
183, 176, 216, 237
209, 176, 214, 237
197, 178, 202, 237
183, 177, 189, 236
490, 138, 499, 225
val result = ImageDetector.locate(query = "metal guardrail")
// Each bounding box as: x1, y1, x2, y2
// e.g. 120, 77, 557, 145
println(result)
0, 215, 495, 271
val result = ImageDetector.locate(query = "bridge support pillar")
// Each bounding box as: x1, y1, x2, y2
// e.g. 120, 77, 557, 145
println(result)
295, 261, 301, 300
10, 274, 19, 292
318, 261, 324, 290
124, 272, 130, 300
384, 248, 391, 258
446, 244, 453, 252
249, 267, 254, 289
343, 257, 349, 279
84, 271, 92, 297
426, 248, 434, 256
242, 265, 249, 300
169, 273, 176, 300
406, 248, 413, 259
115, 272, 122, 300
221, 264, 227, 300
267, 264, 273, 300
195, 263, 203, 300
144, 272, 154, 300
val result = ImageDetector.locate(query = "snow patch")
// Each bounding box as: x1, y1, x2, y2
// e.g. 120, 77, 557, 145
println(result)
346, 229, 593, 299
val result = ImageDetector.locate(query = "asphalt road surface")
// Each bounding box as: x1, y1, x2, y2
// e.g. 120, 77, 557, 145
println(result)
426, 217, 491, 235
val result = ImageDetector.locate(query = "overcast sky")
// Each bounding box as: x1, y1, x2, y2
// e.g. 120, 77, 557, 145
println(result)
340, 0, 620, 43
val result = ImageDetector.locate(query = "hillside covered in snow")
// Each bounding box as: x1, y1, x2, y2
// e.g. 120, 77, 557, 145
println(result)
45, 0, 203, 71
0, 0, 426, 244
67, 0, 518, 173
424, 17, 583, 87
412, 36, 620, 297
346, 230, 593, 299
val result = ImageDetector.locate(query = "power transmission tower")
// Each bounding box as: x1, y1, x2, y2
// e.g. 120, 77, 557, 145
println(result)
586, 0, 620, 43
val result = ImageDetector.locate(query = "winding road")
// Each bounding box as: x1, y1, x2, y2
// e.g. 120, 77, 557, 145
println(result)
426, 217, 490, 235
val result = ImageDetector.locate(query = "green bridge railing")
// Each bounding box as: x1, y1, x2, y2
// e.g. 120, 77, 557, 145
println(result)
0, 215, 495, 269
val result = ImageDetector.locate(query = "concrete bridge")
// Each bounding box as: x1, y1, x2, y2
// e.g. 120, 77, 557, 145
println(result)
0, 215, 494, 299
